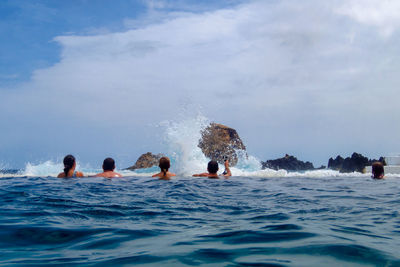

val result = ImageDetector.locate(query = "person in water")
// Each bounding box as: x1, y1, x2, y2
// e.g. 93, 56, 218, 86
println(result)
192, 159, 231, 178
152, 157, 176, 180
57, 155, 84, 178
372, 161, 384, 179
95, 157, 123, 178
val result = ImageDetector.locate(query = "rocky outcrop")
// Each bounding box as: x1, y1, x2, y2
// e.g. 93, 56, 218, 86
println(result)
198, 123, 246, 166
328, 153, 385, 173
126, 152, 163, 170
261, 154, 320, 171
328, 155, 345, 171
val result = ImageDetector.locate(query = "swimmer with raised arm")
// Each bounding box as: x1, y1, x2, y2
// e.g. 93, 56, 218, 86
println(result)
152, 157, 176, 180
192, 159, 232, 178
95, 157, 122, 178
57, 155, 84, 178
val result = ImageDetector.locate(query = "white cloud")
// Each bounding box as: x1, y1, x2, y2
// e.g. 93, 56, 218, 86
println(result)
336, 0, 400, 36
2, 0, 400, 167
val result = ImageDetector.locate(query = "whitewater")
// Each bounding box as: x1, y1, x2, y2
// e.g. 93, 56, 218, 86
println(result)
0, 116, 395, 179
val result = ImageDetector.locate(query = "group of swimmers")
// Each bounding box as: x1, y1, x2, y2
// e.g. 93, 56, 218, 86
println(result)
58, 154, 385, 180
57, 155, 122, 178
57, 154, 232, 179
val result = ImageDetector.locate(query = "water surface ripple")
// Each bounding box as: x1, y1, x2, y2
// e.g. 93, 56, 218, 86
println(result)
0, 176, 399, 266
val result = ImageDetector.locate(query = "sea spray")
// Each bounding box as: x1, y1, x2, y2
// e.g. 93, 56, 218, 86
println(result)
234, 149, 262, 171
151, 115, 373, 178
15, 160, 150, 177
24, 161, 66, 177
0, 114, 383, 178
0, 160, 382, 179
161, 115, 210, 175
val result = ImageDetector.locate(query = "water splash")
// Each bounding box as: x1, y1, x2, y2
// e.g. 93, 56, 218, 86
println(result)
161, 114, 210, 175
22, 161, 145, 177
0, 115, 395, 178
234, 149, 262, 171
24, 161, 70, 177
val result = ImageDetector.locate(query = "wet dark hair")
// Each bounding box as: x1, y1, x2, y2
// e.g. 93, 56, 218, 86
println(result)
159, 157, 170, 176
103, 157, 115, 171
63, 155, 75, 176
372, 162, 384, 179
207, 160, 219, 174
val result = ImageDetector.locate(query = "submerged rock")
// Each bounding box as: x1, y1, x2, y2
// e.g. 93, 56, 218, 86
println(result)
126, 152, 163, 170
261, 154, 316, 171
198, 123, 246, 166
327, 152, 385, 173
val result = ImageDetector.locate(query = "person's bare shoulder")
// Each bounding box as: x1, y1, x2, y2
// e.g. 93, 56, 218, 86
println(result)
152, 173, 161, 178
193, 173, 209, 177
95, 172, 121, 178
105, 172, 123, 178
57, 172, 65, 178
76, 171, 84, 177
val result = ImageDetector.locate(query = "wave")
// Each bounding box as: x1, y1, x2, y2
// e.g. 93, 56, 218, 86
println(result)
1, 115, 398, 178
3, 161, 385, 179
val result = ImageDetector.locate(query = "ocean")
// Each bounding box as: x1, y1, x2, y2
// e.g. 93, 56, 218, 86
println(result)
1, 117, 399, 266
0, 171, 399, 266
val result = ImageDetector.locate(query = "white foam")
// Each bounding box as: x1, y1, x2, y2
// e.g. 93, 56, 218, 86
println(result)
24, 161, 67, 177
230, 168, 370, 178
161, 114, 210, 176
2, 115, 400, 179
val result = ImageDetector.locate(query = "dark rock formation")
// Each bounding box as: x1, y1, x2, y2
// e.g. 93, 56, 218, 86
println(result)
328, 152, 385, 173
126, 152, 163, 170
198, 123, 246, 166
328, 156, 344, 171
261, 154, 316, 171
341, 153, 369, 173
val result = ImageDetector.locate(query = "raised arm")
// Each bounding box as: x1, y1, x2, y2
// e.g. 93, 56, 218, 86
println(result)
222, 160, 232, 177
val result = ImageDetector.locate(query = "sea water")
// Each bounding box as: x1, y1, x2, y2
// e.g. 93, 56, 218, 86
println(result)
0, 117, 399, 266
0, 175, 399, 266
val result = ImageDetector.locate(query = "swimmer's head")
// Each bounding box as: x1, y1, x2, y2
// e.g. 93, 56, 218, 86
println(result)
207, 160, 219, 174
159, 157, 170, 175
103, 157, 115, 171
63, 154, 76, 176
372, 162, 384, 179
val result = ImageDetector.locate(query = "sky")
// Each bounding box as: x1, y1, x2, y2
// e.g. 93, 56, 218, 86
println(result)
1, 0, 400, 169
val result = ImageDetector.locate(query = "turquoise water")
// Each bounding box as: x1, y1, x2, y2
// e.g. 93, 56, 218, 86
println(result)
0, 175, 399, 266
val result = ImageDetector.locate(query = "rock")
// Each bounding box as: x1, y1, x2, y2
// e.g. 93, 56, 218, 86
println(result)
328, 155, 344, 171
126, 152, 163, 170
261, 154, 316, 171
341, 153, 369, 173
198, 123, 246, 166
327, 152, 384, 173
